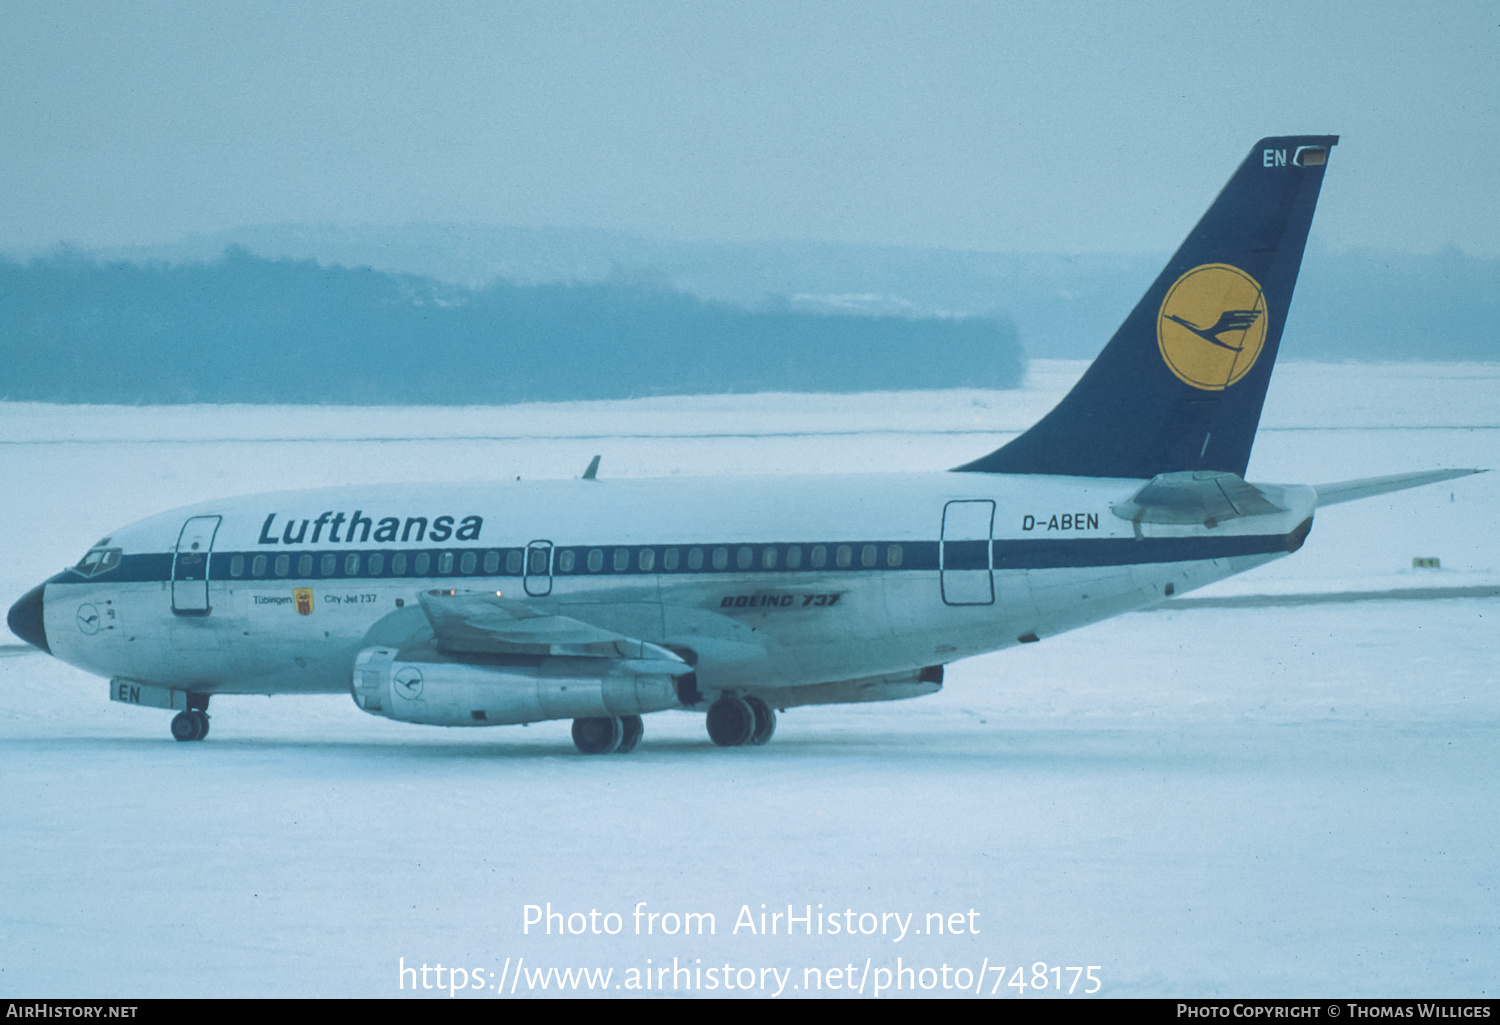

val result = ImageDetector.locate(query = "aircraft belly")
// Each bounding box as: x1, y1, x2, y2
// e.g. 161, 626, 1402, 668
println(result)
1027, 566, 1142, 637
1027, 551, 1289, 638
659, 572, 897, 692
874, 570, 1037, 667
674, 569, 1043, 692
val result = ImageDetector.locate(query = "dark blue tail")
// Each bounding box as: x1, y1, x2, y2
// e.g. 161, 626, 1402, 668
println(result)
956, 135, 1337, 479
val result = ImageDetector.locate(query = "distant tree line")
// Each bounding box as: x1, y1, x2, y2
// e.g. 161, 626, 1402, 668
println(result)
0, 248, 1022, 404
1289, 247, 1500, 362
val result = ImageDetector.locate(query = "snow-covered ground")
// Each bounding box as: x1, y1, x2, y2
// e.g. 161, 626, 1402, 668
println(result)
1, 361, 1496, 997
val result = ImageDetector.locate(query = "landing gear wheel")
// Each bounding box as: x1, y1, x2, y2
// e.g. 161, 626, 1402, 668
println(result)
745, 696, 776, 746
617, 715, 644, 753
170, 710, 207, 742
706, 695, 754, 747
572, 716, 623, 755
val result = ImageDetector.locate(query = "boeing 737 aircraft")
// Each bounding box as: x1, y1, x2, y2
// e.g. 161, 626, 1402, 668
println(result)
6, 136, 1482, 753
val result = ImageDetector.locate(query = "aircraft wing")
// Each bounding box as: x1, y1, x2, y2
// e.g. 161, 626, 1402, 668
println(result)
417, 588, 687, 673
1313, 468, 1486, 508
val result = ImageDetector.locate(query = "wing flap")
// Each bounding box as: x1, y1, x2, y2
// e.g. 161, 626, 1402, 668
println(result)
417, 588, 686, 671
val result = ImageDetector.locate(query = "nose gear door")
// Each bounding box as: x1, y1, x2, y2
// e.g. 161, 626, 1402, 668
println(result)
172, 515, 221, 616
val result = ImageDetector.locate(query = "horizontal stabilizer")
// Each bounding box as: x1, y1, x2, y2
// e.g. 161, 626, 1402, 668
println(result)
1111, 470, 1285, 526
1314, 468, 1486, 507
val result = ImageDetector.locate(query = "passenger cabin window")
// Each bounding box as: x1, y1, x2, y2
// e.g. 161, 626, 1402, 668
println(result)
460, 551, 477, 574
483, 551, 500, 574
861, 544, 877, 568
663, 548, 680, 571
638, 548, 655, 571
613, 548, 630, 572
275, 554, 290, 577
506, 550, 523, 574
887, 544, 903, 567
438, 552, 454, 574
414, 552, 431, 575
229, 555, 245, 578
368, 552, 384, 576
687, 548, 704, 570
786, 546, 802, 569
529, 549, 548, 575
588, 549, 604, 572
251, 554, 267, 577
346, 553, 360, 576
557, 549, 576, 573
320, 554, 337, 577
810, 546, 827, 568
761, 547, 777, 570
736, 547, 753, 570
836, 545, 852, 568
712, 547, 728, 570
392, 553, 407, 575
298, 554, 313, 577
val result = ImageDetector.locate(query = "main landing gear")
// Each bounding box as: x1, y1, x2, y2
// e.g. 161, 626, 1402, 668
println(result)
571, 715, 644, 755
170, 709, 211, 742
706, 694, 776, 748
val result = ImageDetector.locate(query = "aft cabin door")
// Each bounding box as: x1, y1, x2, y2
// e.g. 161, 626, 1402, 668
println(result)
941, 500, 994, 606
172, 515, 221, 616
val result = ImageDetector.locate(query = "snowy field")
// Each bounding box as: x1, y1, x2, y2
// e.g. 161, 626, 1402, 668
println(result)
1, 361, 1497, 998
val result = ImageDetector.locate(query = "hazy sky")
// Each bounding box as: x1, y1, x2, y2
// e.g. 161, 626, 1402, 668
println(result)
2, 1, 1497, 254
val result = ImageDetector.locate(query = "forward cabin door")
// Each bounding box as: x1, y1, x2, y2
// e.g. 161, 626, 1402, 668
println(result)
941, 500, 994, 606
172, 515, 221, 616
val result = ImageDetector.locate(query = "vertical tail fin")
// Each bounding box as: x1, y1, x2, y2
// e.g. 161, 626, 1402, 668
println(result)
957, 135, 1337, 478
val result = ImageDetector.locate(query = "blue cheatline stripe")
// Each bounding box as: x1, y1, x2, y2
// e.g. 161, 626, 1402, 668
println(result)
46, 531, 1294, 588
993, 532, 1288, 569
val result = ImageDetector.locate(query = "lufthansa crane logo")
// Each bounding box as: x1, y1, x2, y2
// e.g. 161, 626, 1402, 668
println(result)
1157, 263, 1268, 390
76, 603, 101, 635
393, 666, 424, 699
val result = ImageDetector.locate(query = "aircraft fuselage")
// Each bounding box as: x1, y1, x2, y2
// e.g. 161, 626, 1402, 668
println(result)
32, 472, 1315, 705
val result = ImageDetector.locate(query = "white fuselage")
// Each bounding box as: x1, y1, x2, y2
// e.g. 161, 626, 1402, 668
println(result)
37, 471, 1315, 706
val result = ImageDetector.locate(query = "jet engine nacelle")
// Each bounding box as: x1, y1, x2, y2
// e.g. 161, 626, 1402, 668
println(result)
350, 647, 680, 727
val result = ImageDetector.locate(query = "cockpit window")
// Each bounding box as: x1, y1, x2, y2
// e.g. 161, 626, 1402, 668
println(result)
72, 547, 122, 578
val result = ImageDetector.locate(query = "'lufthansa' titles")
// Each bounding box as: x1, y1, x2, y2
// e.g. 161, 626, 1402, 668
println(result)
257, 512, 483, 545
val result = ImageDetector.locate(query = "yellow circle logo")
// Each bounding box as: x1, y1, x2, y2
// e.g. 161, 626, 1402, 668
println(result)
1157, 263, 1268, 391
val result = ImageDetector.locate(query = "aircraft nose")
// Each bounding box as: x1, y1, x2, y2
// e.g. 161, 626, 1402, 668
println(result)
7, 584, 49, 654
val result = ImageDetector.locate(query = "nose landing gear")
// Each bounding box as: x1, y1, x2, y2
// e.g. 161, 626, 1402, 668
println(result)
170, 709, 210, 742
169, 694, 211, 742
